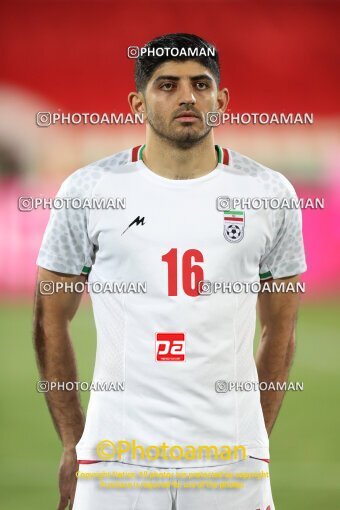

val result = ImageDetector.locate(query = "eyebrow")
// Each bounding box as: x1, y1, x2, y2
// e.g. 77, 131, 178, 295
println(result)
153, 74, 213, 84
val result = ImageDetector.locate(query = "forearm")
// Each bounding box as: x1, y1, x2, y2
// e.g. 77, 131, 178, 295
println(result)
33, 273, 85, 449
255, 327, 295, 436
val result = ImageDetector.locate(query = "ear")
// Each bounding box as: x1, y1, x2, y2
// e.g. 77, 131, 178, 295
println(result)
128, 91, 146, 121
216, 87, 229, 113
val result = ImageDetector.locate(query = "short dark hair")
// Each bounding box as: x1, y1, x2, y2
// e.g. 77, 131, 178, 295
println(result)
134, 33, 220, 91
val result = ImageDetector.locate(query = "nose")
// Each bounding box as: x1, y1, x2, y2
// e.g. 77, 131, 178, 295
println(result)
178, 82, 196, 106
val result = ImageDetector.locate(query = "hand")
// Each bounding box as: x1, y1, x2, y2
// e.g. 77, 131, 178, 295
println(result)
57, 447, 78, 510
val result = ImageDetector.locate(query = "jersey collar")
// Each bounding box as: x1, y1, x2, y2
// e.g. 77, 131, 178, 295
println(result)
131, 144, 229, 165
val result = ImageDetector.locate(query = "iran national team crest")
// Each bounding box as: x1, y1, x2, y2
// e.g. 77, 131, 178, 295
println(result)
223, 210, 245, 243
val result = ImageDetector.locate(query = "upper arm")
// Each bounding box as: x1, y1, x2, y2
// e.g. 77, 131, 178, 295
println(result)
257, 275, 301, 333
36, 170, 95, 276
35, 268, 86, 324
257, 173, 306, 332
35, 168, 97, 325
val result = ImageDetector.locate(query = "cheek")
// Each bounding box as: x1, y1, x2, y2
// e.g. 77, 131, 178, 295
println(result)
201, 91, 217, 107
149, 99, 171, 120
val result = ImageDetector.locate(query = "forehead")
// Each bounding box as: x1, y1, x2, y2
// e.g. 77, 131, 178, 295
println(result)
149, 60, 215, 81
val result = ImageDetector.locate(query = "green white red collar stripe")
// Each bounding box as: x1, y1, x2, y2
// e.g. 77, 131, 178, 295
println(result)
131, 144, 229, 165
131, 144, 146, 162
224, 210, 244, 222
216, 144, 229, 165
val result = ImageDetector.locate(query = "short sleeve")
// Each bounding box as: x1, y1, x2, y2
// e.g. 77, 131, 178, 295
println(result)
36, 173, 94, 275
259, 176, 307, 280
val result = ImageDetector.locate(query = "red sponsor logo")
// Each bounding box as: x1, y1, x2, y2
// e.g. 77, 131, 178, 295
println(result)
155, 332, 185, 361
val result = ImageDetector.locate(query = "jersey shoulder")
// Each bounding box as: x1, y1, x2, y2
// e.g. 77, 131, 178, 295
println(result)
57, 146, 138, 198
227, 148, 297, 197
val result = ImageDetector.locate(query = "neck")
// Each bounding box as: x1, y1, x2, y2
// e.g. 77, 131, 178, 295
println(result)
141, 132, 218, 180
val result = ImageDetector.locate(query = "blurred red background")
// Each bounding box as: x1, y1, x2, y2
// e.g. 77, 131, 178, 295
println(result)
0, 0, 339, 297
1, 0, 339, 114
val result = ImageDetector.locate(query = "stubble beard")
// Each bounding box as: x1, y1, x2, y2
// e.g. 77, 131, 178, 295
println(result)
146, 111, 212, 150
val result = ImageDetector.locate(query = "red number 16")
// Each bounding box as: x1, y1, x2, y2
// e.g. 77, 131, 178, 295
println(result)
161, 248, 204, 296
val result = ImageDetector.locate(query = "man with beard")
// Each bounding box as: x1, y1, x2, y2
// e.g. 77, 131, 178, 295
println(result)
34, 33, 306, 510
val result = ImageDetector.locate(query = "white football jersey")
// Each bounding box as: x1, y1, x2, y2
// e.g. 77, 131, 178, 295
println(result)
37, 144, 306, 467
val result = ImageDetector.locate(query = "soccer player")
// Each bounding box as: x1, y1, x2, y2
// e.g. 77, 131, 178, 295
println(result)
34, 33, 306, 510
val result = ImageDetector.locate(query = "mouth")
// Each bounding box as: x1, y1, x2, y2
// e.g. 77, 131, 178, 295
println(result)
174, 112, 201, 123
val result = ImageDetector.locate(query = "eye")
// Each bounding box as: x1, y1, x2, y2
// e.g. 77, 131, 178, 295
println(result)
195, 82, 209, 90
160, 82, 175, 91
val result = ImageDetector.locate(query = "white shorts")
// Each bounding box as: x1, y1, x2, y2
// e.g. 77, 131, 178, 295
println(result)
73, 456, 275, 510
